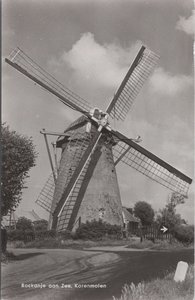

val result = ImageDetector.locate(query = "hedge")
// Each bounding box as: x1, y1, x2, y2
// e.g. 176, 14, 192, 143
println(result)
8, 229, 35, 242
7, 229, 71, 242
74, 219, 122, 240
173, 225, 194, 245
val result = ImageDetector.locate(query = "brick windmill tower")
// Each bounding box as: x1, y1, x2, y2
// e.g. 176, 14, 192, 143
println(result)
5, 46, 192, 232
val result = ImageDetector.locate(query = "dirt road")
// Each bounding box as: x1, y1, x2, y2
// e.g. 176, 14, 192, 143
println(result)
1, 248, 120, 300
1, 247, 194, 300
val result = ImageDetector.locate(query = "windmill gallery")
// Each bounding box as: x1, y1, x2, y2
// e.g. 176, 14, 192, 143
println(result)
5, 46, 192, 233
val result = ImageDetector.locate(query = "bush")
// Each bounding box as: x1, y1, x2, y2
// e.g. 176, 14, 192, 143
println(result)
58, 230, 72, 240
34, 230, 71, 240
151, 239, 184, 250
1, 228, 8, 253
74, 219, 122, 240
173, 225, 194, 245
113, 265, 194, 300
16, 217, 34, 231
13, 241, 26, 248
8, 228, 59, 241
33, 219, 48, 231
127, 240, 154, 249
35, 229, 56, 239
8, 229, 35, 242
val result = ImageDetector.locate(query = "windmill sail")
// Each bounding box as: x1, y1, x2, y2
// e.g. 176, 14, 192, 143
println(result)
112, 131, 192, 197
52, 130, 102, 229
51, 130, 93, 226
36, 130, 93, 230
36, 172, 55, 213
107, 46, 159, 121
6, 45, 192, 234
35, 161, 91, 231
5, 48, 92, 114
57, 158, 91, 231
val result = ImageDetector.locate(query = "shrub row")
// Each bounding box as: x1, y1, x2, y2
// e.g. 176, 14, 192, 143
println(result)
173, 225, 194, 245
8, 220, 122, 242
8, 230, 35, 242
7, 229, 57, 242
74, 219, 122, 240
8, 222, 193, 244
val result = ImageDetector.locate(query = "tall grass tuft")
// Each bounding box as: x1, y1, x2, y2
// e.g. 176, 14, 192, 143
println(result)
113, 283, 146, 300
113, 264, 194, 300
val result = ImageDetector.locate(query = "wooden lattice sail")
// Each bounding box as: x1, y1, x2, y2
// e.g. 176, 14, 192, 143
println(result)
5, 45, 192, 232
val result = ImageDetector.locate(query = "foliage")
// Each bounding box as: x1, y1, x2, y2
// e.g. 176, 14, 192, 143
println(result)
113, 283, 146, 300
7, 233, 193, 250
7, 228, 57, 242
33, 219, 48, 231
168, 192, 185, 208
156, 211, 183, 234
8, 217, 35, 242
58, 230, 72, 240
1, 228, 8, 253
15, 239, 96, 249
1, 250, 19, 263
113, 265, 194, 300
134, 201, 154, 226
1, 124, 37, 216
150, 240, 186, 250
74, 219, 122, 240
127, 239, 154, 249
35, 229, 56, 239
16, 217, 34, 231
9, 236, 130, 249
173, 225, 194, 245
8, 229, 35, 242
155, 192, 185, 233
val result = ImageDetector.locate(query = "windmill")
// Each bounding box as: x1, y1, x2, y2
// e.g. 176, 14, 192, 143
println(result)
5, 46, 192, 232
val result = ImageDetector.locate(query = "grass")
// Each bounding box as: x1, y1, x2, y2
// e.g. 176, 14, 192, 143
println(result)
8, 237, 129, 249
126, 240, 154, 249
126, 239, 193, 251
113, 264, 194, 300
7, 236, 193, 251
150, 240, 186, 250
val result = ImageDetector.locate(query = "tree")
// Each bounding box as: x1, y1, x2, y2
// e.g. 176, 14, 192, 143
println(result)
1, 124, 37, 216
33, 219, 48, 231
16, 217, 34, 231
166, 192, 185, 210
74, 219, 122, 240
155, 208, 182, 232
155, 192, 185, 232
174, 225, 194, 245
134, 201, 154, 226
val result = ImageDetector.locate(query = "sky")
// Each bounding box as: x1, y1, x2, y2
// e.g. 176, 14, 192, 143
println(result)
2, 0, 194, 224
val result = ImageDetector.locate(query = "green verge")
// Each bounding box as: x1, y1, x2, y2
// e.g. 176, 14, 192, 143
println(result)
7, 237, 193, 250
113, 264, 194, 300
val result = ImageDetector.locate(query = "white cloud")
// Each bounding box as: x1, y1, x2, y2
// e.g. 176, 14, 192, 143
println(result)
149, 67, 193, 96
48, 33, 148, 108
61, 32, 142, 89
50, 33, 193, 102
176, 10, 195, 35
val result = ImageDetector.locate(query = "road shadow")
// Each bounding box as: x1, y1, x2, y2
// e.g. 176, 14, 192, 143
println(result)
7, 251, 45, 261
